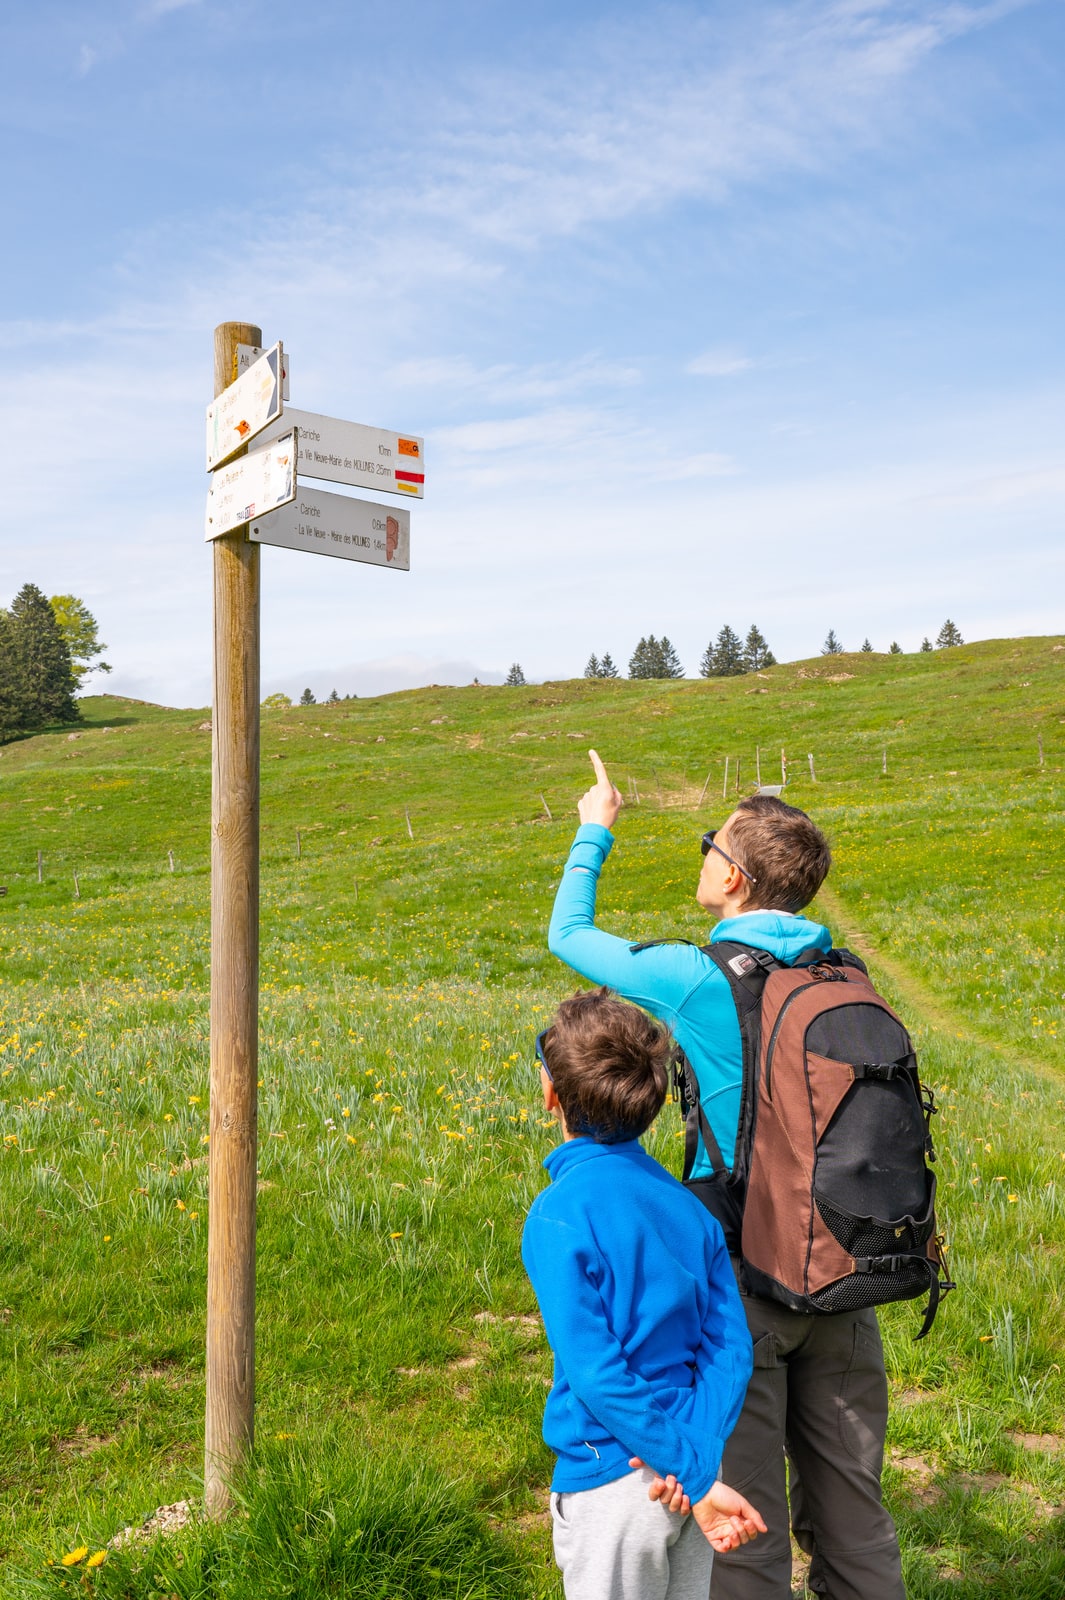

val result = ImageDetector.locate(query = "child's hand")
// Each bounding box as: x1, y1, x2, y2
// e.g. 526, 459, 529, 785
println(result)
691, 1481, 767, 1553
627, 1458, 690, 1516
578, 750, 622, 830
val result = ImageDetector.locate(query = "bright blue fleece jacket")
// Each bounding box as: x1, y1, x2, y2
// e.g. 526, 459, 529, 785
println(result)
521, 1137, 752, 1500
548, 823, 832, 1175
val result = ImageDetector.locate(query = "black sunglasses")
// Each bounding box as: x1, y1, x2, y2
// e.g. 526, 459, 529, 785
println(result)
535, 1029, 553, 1081
700, 830, 757, 883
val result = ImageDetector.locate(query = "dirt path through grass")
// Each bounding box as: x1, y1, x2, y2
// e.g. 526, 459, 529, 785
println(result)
816, 884, 1063, 1085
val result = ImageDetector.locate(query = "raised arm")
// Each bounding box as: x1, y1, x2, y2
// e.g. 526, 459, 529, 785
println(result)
548, 751, 710, 1020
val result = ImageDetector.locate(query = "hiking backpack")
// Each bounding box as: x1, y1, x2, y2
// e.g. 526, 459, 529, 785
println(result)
645, 939, 954, 1338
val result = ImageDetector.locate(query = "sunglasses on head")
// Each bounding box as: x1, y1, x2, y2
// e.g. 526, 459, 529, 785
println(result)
700, 830, 757, 883
535, 1029, 553, 1081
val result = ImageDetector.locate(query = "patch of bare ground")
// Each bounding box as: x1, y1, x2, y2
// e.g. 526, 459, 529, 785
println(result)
890, 1448, 942, 1506
473, 1311, 541, 1331
115, 1360, 193, 1396
110, 1500, 196, 1548
56, 1427, 115, 1458
1007, 1431, 1065, 1454
790, 1537, 811, 1598
490, 1495, 551, 1534
894, 1387, 936, 1406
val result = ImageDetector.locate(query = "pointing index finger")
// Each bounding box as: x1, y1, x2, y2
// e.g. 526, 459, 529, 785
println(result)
588, 748, 610, 784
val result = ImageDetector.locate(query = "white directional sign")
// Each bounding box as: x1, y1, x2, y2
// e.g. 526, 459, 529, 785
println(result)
236, 343, 290, 400
248, 487, 410, 570
206, 342, 284, 470
255, 409, 424, 498
205, 431, 298, 540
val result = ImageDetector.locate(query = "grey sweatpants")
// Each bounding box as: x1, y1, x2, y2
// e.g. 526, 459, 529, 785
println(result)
551, 1466, 713, 1600
710, 1289, 904, 1600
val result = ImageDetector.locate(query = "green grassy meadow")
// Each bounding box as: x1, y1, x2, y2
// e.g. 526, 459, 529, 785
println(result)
1, 636, 1064, 1597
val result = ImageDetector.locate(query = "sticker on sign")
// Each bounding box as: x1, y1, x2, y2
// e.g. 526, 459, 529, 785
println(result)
205, 430, 298, 540
236, 343, 290, 401
249, 487, 410, 570
254, 409, 424, 498
206, 342, 284, 470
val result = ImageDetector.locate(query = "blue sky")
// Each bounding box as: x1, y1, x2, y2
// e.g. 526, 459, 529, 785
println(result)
2, 0, 1062, 702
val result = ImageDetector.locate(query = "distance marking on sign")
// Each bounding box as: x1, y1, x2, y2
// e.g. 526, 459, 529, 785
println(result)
248, 486, 410, 570
205, 430, 298, 540
254, 409, 424, 498
206, 341, 284, 470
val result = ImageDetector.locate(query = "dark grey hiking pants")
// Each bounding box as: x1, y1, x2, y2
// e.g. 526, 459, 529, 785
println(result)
709, 1287, 904, 1600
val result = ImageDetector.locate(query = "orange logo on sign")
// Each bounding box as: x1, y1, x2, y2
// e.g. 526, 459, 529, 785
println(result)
398, 438, 420, 458
235, 419, 251, 438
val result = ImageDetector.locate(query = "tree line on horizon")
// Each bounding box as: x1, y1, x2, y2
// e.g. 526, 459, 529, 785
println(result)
505, 619, 966, 686
0, 583, 110, 743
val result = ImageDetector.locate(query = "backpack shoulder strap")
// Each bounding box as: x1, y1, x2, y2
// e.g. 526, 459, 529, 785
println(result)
627, 936, 780, 1183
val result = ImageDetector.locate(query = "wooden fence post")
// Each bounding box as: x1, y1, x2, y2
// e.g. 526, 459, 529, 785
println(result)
205, 318, 262, 1520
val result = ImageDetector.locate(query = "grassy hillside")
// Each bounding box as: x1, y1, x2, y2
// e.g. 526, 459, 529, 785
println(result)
1, 637, 1063, 1598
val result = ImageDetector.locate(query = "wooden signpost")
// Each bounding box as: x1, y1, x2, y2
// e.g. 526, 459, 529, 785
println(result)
203, 321, 420, 1516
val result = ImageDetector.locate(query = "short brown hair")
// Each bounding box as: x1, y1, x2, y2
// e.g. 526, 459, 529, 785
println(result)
540, 989, 670, 1144
728, 796, 831, 913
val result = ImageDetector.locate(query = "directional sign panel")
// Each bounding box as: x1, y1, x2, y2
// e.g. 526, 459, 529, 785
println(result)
249, 487, 410, 570
236, 342, 290, 400
206, 341, 284, 470
254, 409, 424, 498
205, 430, 298, 540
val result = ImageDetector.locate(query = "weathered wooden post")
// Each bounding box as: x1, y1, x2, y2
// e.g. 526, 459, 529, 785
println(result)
205, 319, 262, 1519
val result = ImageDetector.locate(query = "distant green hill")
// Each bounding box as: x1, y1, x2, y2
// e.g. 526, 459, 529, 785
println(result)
1, 634, 1062, 1066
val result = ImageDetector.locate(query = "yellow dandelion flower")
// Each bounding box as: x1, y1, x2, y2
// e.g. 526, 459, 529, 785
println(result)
86, 1551, 107, 1570
390, 1231, 403, 1239
103, 1235, 111, 1243
61, 1547, 89, 1567
979, 1334, 994, 1343
1008, 1194, 1018, 1203
188, 1095, 201, 1104
176, 1199, 186, 1211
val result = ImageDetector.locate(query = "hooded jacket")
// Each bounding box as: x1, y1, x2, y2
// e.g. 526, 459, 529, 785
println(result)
547, 822, 832, 1177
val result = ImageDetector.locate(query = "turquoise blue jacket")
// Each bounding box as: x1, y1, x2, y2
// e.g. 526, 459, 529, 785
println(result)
522, 1137, 752, 1498
548, 823, 832, 1175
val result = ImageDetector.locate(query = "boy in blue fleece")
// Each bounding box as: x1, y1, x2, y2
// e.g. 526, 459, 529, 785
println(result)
522, 988, 765, 1600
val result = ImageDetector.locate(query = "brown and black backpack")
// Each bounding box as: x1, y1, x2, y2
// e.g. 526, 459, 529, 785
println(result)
641, 940, 954, 1337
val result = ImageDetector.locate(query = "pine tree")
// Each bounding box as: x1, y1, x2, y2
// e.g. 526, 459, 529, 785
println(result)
300, 687, 316, 705
10, 582, 79, 727
821, 629, 844, 655
935, 619, 964, 648
698, 639, 716, 678
0, 607, 27, 742
583, 654, 600, 679
742, 625, 776, 672
860, 639, 873, 652
327, 688, 340, 703
659, 637, 684, 678
49, 595, 111, 686
889, 641, 902, 654
599, 653, 618, 678
629, 636, 666, 679
919, 638, 933, 653
505, 662, 526, 686
713, 625, 744, 676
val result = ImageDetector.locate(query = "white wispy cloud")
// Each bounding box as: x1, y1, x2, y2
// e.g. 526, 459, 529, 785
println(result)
687, 349, 754, 378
